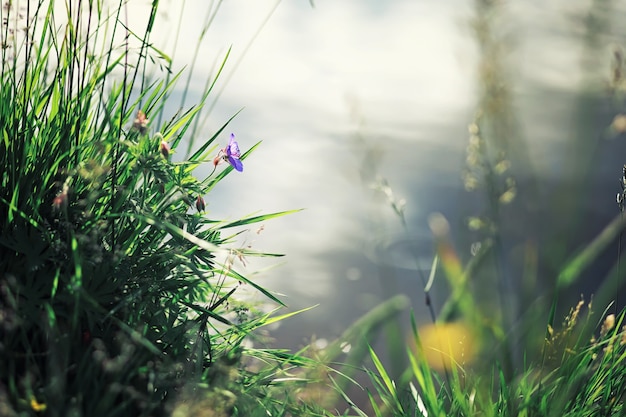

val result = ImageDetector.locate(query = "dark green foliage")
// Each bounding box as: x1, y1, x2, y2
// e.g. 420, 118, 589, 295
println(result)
0, 1, 310, 416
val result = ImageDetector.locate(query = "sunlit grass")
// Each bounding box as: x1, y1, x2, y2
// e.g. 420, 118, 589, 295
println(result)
331, 305, 625, 417
2, 0, 626, 416
0, 1, 323, 416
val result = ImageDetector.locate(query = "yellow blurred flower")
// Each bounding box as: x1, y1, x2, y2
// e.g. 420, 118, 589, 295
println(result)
30, 397, 47, 412
413, 322, 476, 371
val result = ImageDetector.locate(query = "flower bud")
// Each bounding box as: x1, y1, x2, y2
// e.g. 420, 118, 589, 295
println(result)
52, 192, 67, 211
195, 195, 206, 212
52, 182, 70, 212
132, 110, 149, 135
160, 141, 171, 159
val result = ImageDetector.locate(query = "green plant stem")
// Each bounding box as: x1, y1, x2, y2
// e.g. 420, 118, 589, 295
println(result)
319, 295, 410, 403
558, 212, 626, 289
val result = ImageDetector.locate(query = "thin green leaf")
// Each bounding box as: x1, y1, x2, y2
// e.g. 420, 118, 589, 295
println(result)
218, 209, 303, 229
369, 346, 398, 400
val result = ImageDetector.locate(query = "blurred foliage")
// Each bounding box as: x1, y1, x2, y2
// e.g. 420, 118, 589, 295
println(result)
333, 0, 626, 415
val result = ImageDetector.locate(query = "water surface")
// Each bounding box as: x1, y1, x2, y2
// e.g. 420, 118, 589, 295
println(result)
136, 0, 626, 348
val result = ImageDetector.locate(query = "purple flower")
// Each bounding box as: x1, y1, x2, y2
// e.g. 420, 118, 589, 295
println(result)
225, 133, 243, 172
213, 133, 244, 172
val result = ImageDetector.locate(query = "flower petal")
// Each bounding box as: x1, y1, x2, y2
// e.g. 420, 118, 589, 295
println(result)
228, 156, 244, 172
227, 134, 241, 158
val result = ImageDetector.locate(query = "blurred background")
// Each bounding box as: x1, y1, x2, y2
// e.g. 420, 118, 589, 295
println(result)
125, 0, 626, 356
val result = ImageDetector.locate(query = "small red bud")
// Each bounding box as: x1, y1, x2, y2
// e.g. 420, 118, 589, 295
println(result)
132, 110, 149, 135
195, 195, 206, 212
160, 141, 171, 159
52, 191, 68, 211
82, 330, 92, 345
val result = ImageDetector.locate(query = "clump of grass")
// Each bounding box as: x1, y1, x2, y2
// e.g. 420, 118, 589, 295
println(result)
0, 1, 323, 416
332, 304, 626, 417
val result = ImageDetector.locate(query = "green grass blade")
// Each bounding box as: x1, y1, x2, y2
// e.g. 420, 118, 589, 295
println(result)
557, 213, 626, 288
217, 209, 303, 229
